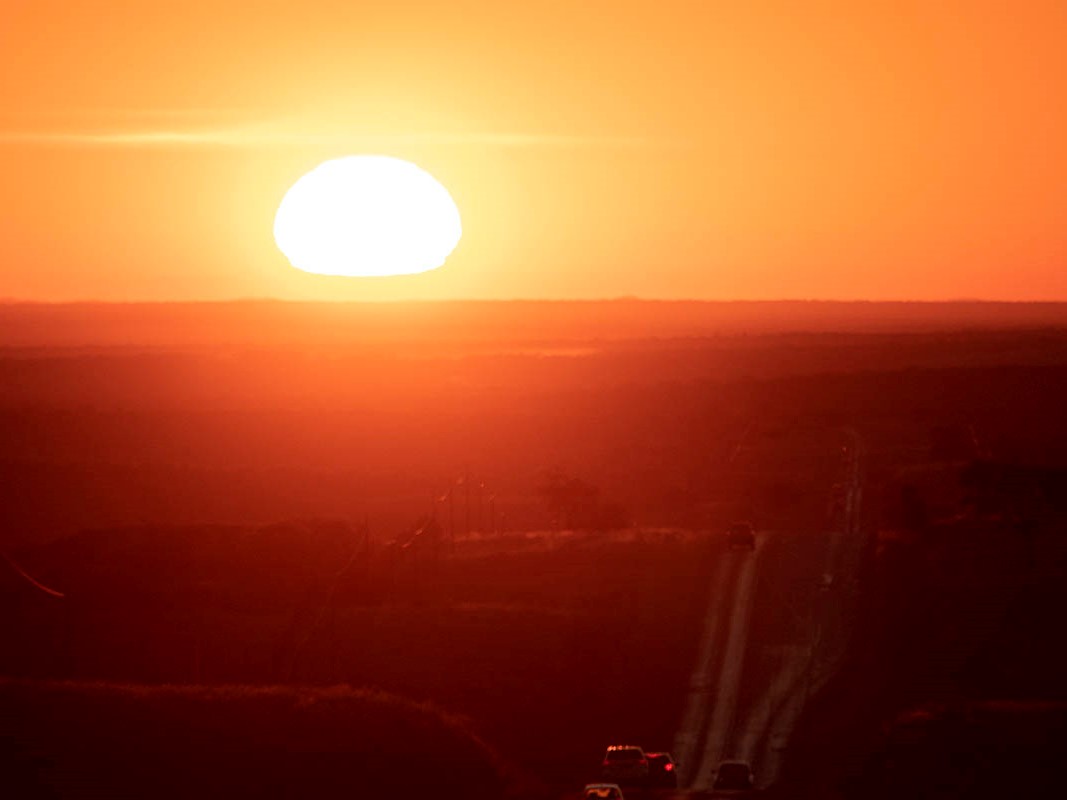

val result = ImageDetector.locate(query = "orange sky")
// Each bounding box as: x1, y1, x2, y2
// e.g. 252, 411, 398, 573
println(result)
1, 0, 1065, 301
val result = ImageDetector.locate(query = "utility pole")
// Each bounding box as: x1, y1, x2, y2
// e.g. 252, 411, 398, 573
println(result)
476, 481, 484, 533
464, 471, 471, 538
448, 486, 455, 550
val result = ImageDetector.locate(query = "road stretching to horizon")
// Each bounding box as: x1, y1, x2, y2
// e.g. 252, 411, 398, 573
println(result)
672, 429, 866, 796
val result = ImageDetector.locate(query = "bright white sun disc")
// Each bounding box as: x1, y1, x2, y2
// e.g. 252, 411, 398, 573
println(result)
274, 155, 462, 277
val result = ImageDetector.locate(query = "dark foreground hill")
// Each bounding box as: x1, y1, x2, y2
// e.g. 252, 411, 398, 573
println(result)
0, 679, 508, 800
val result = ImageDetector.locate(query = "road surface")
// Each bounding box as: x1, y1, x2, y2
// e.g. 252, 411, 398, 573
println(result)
672, 429, 866, 794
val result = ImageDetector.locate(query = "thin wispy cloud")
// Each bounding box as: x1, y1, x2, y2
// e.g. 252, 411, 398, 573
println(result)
0, 107, 275, 120
0, 118, 664, 150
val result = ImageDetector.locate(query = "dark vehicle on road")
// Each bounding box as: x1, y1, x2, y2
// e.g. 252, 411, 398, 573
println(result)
644, 752, 678, 788
601, 745, 649, 785
713, 759, 755, 792
727, 522, 756, 550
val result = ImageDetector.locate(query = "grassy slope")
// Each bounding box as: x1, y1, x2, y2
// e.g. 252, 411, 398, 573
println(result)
3, 526, 718, 795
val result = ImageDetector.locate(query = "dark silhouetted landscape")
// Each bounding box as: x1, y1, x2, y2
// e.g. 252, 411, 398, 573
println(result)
4, 301, 1067, 798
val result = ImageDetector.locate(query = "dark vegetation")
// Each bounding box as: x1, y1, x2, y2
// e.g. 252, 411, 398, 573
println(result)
779, 516, 1067, 797
776, 371, 1067, 799
0, 679, 506, 799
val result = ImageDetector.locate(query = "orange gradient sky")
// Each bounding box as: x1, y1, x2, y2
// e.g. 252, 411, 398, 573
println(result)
1, 0, 1065, 301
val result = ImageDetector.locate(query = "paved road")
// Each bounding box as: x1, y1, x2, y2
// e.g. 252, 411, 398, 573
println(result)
672, 430, 866, 795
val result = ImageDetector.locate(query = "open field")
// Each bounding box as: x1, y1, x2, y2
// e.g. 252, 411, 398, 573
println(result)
6, 315, 1067, 546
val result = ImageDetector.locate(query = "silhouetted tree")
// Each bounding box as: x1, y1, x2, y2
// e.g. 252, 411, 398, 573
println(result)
537, 470, 629, 531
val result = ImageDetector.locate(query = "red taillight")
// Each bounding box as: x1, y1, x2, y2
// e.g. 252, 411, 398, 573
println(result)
639, 759, 648, 766
665, 763, 674, 771
602, 760, 610, 767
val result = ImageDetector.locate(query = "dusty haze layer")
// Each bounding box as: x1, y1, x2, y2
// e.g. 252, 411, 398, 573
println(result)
2, 300, 1067, 351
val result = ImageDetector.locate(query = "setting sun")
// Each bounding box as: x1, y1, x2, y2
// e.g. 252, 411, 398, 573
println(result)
273, 155, 462, 278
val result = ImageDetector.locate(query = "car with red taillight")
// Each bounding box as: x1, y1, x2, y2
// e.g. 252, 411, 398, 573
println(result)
600, 745, 649, 785
644, 752, 678, 788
